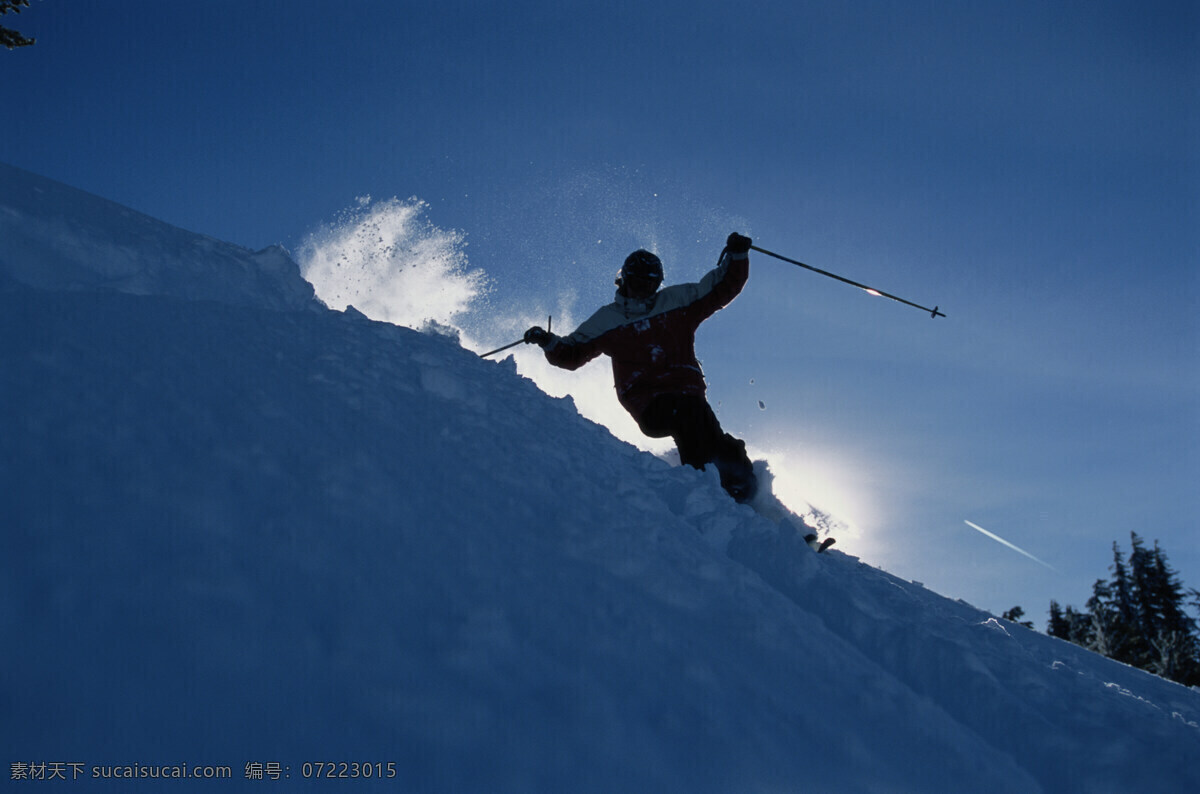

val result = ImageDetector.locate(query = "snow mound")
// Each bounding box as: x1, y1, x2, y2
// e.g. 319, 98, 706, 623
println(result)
0, 162, 315, 312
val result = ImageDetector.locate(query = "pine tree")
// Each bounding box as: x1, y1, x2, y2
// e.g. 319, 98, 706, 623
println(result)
1063, 604, 1094, 649
1048, 601, 1071, 640
1104, 539, 1143, 666
1, 0, 36, 50
1109, 541, 1137, 626
1001, 606, 1034, 629
1143, 541, 1200, 685
1127, 533, 1162, 670
1047, 534, 1200, 686
1085, 578, 1118, 658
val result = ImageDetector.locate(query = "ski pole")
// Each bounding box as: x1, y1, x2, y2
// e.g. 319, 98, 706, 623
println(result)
480, 316, 551, 358
750, 245, 945, 319
479, 338, 524, 359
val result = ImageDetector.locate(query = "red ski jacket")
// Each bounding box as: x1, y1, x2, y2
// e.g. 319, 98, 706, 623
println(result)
541, 251, 749, 422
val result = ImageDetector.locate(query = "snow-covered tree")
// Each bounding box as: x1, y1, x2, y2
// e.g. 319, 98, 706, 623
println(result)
1086, 578, 1119, 659
1143, 540, 1199, 684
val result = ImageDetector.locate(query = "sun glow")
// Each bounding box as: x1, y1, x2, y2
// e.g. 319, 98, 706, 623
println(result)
750, 445, 878, 548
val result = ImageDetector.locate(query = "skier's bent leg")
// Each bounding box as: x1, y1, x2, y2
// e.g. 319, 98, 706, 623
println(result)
641, 395, 756, 501
639, 394, 713, 466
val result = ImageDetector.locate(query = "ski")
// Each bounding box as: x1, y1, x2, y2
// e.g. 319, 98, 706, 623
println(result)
805, 533, 836, 553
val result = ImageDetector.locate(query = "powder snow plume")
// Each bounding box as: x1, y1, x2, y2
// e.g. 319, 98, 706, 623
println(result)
297, 196, 488, 329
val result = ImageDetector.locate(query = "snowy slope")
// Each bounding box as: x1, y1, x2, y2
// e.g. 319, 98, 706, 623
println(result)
2, 163, 1198, 792
0, 163, 314, 311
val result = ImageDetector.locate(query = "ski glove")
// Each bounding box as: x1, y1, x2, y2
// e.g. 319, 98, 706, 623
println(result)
524, 326, 552, 347
726, 232, 752, 255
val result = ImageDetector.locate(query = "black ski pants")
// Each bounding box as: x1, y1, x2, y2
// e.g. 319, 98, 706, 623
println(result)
636, 393, 753, 483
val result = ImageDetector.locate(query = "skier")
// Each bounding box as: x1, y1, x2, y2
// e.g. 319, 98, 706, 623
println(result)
523, 232, 757, 502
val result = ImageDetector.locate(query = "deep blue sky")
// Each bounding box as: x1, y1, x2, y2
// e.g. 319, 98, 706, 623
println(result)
6, 0, 1197, 618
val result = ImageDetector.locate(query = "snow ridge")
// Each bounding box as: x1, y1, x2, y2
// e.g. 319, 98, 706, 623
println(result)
0, 162, 315, 311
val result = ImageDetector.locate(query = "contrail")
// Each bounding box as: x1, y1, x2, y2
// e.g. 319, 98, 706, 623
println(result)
964, 520, 1058, 572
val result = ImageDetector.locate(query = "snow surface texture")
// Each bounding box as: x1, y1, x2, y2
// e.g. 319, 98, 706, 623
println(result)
3, 162, 1198, 792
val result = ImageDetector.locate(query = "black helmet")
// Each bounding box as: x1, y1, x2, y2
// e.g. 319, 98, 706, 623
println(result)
616, 249, 663, 295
